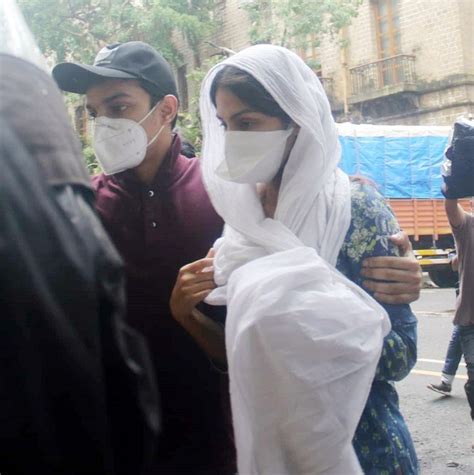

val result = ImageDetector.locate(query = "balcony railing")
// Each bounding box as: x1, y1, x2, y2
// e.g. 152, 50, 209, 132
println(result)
350, 54, 416, 98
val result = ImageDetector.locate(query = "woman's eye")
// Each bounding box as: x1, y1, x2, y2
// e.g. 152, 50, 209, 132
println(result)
240, 121, 252, 130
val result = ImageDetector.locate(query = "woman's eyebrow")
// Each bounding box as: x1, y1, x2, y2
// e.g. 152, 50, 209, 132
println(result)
216, 109, 258, 123
230, 109, 258, 120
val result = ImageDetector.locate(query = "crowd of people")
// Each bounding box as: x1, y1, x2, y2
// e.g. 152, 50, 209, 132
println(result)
1, 1, 472, 473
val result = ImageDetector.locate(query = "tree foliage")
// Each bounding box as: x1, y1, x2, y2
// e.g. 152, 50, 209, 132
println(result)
18, 0, 217, 65
242, 0, 363, 49
177, 55, 221, 152
17, 0, 220, 165
17, 0, 363, 159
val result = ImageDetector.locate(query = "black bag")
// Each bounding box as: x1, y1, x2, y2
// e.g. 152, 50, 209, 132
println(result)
442, 118, 474, 199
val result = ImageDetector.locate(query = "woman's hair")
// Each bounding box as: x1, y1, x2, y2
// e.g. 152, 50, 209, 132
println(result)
210, 65, 292, 127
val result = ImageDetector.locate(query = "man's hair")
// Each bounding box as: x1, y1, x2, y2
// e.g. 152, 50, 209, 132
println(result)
140, 79, 178, 128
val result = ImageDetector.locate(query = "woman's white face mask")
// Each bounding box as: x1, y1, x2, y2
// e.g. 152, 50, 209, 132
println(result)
216, 128, 294, 184
92, 102, 164, 175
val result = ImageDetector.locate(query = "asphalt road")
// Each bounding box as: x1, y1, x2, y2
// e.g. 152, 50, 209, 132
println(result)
397, 286, 473, 474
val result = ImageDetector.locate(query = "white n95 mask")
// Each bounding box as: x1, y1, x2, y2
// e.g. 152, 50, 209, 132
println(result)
216, 128, 294, 184
93, 104, 164, 175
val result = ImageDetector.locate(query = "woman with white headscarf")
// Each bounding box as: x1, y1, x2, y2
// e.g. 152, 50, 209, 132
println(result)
198, 45, 418, 474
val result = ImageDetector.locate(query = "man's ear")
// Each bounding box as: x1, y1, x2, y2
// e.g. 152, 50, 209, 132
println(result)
159, 94, 178, 125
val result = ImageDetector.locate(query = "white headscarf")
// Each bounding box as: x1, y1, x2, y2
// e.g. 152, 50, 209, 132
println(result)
0, 0, 49, 72
200, 45, 390, 474
201, 45, 351, 301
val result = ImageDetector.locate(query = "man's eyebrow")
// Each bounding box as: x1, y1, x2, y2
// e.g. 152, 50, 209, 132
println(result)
103, 92, 132, 104
86, 92, 132, 110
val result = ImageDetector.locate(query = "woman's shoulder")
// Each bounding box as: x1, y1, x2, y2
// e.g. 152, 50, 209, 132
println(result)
337, 179, 400, 269
350, 179, 385, 212
348, 179, 399, 233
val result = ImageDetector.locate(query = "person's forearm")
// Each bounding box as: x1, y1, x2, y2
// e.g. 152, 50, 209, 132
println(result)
374, 313, 417, 382
175, 308, 227, 365
445, 198, 465, 228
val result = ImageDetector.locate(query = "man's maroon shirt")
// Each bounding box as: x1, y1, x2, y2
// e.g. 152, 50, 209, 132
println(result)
92, 135, 234, 473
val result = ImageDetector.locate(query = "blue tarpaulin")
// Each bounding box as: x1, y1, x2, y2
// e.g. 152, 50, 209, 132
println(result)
337, 124, 450, 199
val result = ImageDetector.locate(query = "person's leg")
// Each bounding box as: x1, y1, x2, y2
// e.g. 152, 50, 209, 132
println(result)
428, 325, 462, 394
458, 325, 474, 419
442, 325, 463, 382
465, 380, 474, 420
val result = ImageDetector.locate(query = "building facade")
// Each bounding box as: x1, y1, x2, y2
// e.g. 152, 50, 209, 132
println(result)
175, 0, 473, 126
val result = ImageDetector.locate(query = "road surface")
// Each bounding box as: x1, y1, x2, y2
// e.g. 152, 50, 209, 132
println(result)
398, 287, 473, 474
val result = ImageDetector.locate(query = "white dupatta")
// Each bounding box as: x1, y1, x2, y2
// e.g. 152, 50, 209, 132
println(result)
200, 45, 391, 474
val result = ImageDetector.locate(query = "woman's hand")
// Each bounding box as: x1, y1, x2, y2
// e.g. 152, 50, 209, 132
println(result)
170, 249, 226, 363
170, 249, 216, 324
361, 232, 422, 304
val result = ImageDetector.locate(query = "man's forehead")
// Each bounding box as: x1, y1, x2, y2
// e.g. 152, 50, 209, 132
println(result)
85, 78, 144, 107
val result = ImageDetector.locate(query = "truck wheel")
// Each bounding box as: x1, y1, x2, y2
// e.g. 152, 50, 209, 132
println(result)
428, 268, 459, 288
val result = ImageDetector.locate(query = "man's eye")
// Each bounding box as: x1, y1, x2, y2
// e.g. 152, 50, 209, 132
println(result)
109, 104, 128, 115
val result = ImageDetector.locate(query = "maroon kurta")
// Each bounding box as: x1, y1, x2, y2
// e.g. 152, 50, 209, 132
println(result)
93, 135, 234, 474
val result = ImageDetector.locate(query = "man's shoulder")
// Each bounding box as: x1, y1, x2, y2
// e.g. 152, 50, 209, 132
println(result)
177, 153, 200, 171
172, 154, 207, 190
452, 210, 474, 239
91, 172, 108, 192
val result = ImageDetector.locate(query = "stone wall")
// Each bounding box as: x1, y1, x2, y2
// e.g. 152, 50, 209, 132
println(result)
173, 0, 473, 125
399, 0, 466, 82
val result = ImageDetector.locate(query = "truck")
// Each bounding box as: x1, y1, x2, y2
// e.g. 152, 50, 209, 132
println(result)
337, 123, 472, 288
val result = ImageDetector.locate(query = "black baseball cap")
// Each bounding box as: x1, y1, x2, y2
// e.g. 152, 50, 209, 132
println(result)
52, 41, 178, 99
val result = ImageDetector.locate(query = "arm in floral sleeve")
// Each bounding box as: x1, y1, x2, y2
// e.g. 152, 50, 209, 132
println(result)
337, 183, 417, 382
372, 303, 417, 381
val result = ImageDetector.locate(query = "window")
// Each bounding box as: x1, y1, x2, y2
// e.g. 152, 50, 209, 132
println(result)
373, 0, 401, 58
373, 0, 401, 85
177, 65, 189, 111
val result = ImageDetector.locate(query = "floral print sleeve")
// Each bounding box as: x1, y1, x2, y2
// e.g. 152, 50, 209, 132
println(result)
337, 182, 419, 475
337, 182, 417, 382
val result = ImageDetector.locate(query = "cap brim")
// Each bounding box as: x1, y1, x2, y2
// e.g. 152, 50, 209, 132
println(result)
52, 62, 137, 94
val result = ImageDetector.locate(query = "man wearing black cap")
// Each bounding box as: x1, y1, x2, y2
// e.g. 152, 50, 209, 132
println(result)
53, 42, 234, 475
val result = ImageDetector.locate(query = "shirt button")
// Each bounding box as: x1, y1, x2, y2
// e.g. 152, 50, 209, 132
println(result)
151, 221, 157, 228
148, 190, 154, 197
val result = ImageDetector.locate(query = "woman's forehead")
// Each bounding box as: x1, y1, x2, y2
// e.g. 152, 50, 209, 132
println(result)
215, 87, 253, 113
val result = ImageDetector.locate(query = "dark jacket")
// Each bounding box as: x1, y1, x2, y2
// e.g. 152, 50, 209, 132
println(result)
0, 54, 159, 475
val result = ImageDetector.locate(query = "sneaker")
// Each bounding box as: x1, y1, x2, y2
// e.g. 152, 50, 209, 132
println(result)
427, 381, 452, 395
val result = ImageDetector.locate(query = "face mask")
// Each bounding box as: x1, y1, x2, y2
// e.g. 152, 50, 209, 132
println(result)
216, 128, 294, 184
93, 103, 164, 175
